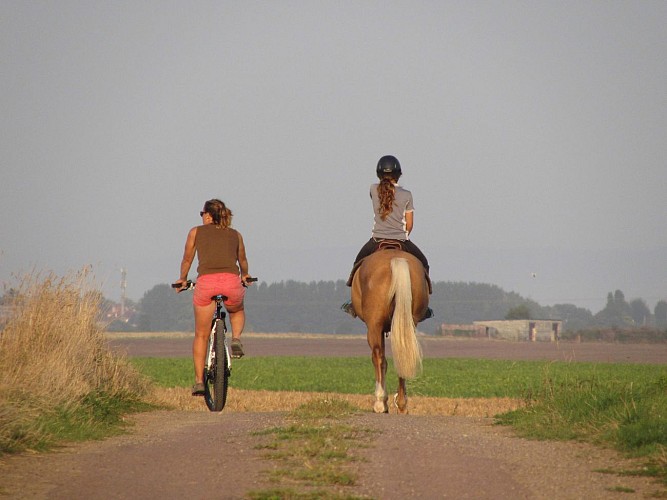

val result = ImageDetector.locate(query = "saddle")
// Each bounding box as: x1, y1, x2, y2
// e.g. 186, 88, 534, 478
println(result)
377, 239, 404, 251
347, 239, 432, 294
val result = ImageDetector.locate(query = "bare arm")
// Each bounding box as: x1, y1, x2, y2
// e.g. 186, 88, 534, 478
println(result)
176, 227, 197, 288
405, 210, 414, 235
237, 232, 250, 281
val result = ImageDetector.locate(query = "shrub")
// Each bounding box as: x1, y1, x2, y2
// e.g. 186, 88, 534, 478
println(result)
0, 270, 149, 453
560, 327, 667, 343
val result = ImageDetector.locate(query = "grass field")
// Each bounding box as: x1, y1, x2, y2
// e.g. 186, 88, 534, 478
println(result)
131, 356, 666, 398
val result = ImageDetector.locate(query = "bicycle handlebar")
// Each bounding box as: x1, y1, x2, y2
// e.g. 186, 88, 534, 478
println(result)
172, 277, 257, 290
171, 280, 195, 290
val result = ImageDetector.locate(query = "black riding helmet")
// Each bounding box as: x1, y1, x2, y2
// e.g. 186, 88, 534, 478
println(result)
376, 155, 402, 179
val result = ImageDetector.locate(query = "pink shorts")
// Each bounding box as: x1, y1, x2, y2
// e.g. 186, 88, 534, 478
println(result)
193, 273, 245, 309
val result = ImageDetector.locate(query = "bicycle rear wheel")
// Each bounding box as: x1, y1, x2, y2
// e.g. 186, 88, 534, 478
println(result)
204, 319, 229, 411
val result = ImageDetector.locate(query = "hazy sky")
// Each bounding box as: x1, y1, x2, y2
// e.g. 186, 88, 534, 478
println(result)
2, 1, 666, 313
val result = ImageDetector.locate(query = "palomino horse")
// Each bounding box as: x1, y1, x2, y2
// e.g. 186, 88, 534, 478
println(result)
351, 249, 429, 413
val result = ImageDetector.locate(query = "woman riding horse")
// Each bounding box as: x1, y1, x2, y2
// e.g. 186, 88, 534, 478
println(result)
342, 155, 433, 413
342, 155, 432, 320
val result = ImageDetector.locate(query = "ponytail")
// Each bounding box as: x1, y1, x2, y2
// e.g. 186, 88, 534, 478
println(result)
203, 199, 233, 228
377, 176, 396, 221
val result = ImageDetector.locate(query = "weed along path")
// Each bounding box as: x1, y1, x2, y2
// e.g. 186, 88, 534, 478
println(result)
0, 404, 661, 499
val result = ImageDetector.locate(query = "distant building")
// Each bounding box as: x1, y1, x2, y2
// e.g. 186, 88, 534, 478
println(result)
473, 319, 562, 342
439, 323, 488, 338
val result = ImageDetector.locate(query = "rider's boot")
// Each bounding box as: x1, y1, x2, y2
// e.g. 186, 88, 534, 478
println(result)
341, 300, 357, 318
420, 307, 434, 322
343, 264, 358, 316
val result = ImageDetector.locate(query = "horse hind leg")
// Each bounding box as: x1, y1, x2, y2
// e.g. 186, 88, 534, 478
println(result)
394, 377, 408, 414
373, 346, 388, 413
369, 331, 388, 413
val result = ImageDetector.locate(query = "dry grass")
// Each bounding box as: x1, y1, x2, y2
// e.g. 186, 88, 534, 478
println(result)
0, 270, 147, 452
149, 386, 524, 417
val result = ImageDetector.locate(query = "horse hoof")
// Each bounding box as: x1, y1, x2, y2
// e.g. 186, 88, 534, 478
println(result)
394, 393, 408, 414
374, 401, 388, 413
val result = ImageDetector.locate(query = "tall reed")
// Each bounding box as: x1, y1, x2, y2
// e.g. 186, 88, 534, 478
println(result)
0, 269, 148, 453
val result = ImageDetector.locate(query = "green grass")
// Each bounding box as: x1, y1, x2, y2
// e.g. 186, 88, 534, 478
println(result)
36, 392, 154, 447
496, 373, 667, 487
496, 374, 667, 446
247, 399, 373, 500
1, 389, 154, 454
131, 356, 667, 399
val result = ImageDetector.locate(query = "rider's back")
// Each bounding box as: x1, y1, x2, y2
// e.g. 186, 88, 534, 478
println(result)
195, 225, 240, 275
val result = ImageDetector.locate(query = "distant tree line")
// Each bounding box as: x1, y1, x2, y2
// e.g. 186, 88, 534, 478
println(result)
100, 280, 667, 335
2, 275, 661, 335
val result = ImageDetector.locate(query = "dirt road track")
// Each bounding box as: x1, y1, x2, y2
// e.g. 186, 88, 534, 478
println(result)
0, 410, 660, 499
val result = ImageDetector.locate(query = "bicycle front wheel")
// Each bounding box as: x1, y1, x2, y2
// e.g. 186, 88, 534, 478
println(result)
204, 319, 229, 411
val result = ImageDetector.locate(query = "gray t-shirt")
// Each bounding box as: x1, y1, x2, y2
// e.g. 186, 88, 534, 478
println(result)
370, 183, 414, 240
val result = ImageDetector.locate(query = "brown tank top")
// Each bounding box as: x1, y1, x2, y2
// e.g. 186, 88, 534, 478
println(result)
195, 225, 240, 276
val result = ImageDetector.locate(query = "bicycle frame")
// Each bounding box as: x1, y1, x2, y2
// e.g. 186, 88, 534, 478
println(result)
204, 295, 231, 411
208, 297, 231, 379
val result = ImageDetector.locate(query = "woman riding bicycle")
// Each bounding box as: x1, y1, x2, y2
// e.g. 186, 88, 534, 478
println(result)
175, 198, 253, 396
342, 155, 432, 319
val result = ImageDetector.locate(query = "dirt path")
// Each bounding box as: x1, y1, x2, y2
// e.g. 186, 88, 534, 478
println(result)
0, 408, 660, 499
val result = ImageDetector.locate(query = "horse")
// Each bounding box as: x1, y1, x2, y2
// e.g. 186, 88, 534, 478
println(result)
351, 248, 429, 414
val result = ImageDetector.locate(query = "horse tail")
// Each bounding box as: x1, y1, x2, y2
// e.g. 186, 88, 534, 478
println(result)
388, 257, 423, 379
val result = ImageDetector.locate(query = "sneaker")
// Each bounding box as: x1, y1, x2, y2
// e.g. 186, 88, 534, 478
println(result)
191, 382, 205, 396
341, 301, 357, 318
231, 339, 244, 358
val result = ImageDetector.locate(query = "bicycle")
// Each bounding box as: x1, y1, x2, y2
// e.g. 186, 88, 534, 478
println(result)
172, 277, 257, 411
